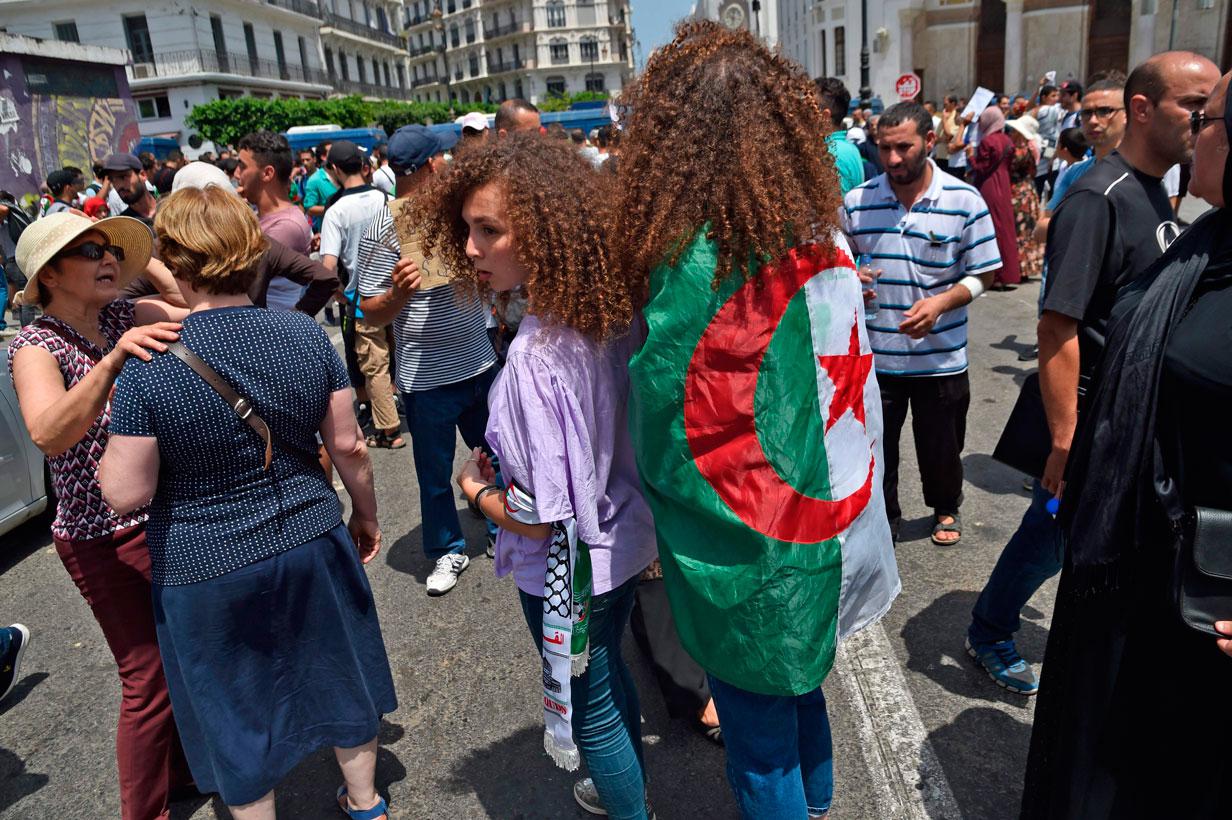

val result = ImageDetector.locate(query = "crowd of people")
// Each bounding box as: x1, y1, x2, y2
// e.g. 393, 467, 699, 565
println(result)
2, 19, 1231, 820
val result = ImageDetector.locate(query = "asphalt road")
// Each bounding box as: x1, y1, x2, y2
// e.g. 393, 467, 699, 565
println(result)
5, 193, 1207, 820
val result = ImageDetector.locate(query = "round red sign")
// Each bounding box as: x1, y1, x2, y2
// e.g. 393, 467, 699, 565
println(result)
895, 73, 922, 101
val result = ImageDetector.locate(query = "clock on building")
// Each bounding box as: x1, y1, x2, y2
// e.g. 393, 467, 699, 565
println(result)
721, 2, 747, 30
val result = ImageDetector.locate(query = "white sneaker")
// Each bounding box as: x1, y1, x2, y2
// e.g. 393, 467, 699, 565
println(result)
426, 554, 469, 596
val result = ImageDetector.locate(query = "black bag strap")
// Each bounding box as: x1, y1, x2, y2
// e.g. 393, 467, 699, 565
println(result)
165, 341, 273, 471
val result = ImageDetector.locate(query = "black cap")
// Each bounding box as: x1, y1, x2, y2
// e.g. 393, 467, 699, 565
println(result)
101, 153, 142, 173
46, 168, 79, 194
1060, 81, 1083, 96
387, 125, 458, 175
326, 140, 366, 168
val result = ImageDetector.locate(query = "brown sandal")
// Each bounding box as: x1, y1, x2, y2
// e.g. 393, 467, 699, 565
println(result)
365, 430, 406, 450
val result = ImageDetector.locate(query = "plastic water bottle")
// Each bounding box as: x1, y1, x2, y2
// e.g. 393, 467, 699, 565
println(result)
858, 253, 879, 322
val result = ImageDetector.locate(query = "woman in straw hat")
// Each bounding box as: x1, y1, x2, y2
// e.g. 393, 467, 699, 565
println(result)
6, 211, 193, 820
1005, 114, 1044, 281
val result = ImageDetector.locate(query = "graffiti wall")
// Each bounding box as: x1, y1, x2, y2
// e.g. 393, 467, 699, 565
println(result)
0, 53, 140, 198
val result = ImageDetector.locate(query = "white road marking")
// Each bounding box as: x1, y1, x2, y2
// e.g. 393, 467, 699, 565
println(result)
835, 622, 962, 819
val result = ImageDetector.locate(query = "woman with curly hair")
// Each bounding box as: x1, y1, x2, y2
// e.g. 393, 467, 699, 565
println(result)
410, 133, 657, 819
612, 21, 899, 819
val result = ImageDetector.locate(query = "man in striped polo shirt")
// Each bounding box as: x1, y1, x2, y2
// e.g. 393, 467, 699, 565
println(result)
358, 125, 500, 596
840, 101, 1002, 546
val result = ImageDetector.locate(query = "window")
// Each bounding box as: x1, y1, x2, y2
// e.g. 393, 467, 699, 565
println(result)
325, 47, 336, 78
123, 15, 154, 65
273, 32, 288, 79
834, 26, 845, 75
396, 64, 405, 89
383, 62, 391, 87
23, 56, 119, 97
372, 57, 379, 82
550, 39, 568, 65
546, 75, 566, 96
515, 78, 523, 98
819, 29, 827, 76
298, 36, 310, 75
450, 25, 460, 48
579, 37, 598, 62
585, 72, 604, 92
465, 19, 475, 43
210, 15, 228, 69
619, 39, 627, 62
469, 53, 479, 76
340, 51, 350, 80
53, 21, 79, 43
377, 7, 388, 31
358, 57, 367, 83
547, 1, 566, 28
498, 80, 506, 100
136, 94, 172, 120
243, 23, 259, 72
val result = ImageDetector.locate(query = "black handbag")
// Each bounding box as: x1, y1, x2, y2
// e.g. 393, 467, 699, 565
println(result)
992, 372, 1051, 479
1172, 507, 1232, 636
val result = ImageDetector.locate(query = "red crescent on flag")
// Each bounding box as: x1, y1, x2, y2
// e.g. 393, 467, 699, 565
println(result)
683, 245, 875, 544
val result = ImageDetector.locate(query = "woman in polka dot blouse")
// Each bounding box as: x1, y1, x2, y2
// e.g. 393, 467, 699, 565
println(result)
98, 186, 397, 820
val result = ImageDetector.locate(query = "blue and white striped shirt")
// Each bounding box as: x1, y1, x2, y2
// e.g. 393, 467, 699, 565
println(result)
840, 161, 1001, 377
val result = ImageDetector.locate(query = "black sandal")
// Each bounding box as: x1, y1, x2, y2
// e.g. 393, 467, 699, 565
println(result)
365, 430, 406, 450
931, 512, 962, 546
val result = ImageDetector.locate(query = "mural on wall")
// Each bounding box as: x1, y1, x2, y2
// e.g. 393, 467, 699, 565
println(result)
0, 54, 140, 197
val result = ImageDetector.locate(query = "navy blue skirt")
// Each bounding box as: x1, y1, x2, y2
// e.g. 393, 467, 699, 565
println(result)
152, 522, 397, 805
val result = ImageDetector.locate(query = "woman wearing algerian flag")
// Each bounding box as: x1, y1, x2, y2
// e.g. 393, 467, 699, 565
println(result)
612, 21, 901, 820
411, 134, 658, 819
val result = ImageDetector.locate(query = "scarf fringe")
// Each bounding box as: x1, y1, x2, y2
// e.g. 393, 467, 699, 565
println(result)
570, 641, 590, 676
544, 729, 581, 771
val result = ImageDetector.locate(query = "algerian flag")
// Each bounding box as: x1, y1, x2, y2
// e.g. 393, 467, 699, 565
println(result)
628, 232, 901, 696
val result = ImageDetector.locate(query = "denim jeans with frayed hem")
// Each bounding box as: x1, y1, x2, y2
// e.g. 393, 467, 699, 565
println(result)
707, 675, 834, 819
400, 365, 499, 559
520, 575, 647, 820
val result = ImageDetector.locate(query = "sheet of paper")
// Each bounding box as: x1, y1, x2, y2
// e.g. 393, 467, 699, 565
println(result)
388, 198, 452, 290
961, 87, 995, 121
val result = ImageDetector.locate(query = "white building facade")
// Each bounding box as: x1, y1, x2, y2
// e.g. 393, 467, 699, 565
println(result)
403, 0, 634, 105
777, 0, 1232, 106
0, 0, 420, 150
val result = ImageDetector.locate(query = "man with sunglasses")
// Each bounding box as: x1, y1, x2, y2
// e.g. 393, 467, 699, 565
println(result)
964, 52, 1219, 696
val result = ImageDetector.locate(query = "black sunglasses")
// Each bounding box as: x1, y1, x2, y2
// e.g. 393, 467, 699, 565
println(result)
1191, 109, 1223, 136
56, 241, 125, 262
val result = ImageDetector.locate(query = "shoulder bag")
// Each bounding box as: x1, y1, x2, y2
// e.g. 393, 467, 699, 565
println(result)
166, 341, 273, 471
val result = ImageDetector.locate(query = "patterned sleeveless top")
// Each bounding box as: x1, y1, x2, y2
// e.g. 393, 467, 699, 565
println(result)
6, 300, 148, 541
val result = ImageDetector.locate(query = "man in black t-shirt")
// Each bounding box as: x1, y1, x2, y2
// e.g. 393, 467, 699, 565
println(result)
964, 52, 1220, 696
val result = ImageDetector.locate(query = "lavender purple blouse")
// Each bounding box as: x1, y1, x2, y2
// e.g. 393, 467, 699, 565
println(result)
485, 314, 657, 597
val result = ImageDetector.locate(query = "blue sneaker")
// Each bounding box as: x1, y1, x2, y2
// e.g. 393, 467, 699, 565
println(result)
965, 636, 1038, 695
0, 624, 31, 703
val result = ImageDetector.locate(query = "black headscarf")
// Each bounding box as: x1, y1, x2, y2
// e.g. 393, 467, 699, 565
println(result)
1061, 79, 1232, 591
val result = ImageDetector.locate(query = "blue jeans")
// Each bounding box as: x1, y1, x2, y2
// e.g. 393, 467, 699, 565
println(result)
0, 268, 8, 330
968, 480, 1064, 646
520, 576, 647, 820
401, 366, 499, 559
707, 675, 834, 818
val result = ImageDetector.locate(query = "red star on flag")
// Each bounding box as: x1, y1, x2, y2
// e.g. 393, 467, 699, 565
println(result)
817, 314, 873, 432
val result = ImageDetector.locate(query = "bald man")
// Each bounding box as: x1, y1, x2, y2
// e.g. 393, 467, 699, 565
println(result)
494, 98, 541, 137
965, 51, 1220, 697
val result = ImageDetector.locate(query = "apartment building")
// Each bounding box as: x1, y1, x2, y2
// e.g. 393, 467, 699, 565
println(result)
319, 0, 411, 99
404, 0, 634, 106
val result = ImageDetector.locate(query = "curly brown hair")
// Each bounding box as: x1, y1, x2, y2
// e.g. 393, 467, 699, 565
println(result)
612, 21, 843, 291
410, 132, 632, 340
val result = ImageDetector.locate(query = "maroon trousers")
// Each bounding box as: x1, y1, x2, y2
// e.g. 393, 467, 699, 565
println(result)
54, 525, 192, 820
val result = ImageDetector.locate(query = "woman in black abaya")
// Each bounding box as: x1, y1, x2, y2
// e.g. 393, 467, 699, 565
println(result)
1021, 71, 1232, 820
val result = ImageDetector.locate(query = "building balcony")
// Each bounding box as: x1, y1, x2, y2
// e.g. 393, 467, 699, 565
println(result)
486, 57, 525, 74
333, 76, 408, 98
321, 11, 408, 50
405, 10, 435, 29
260, 0, 322, 18
411, 73, 441, 88
483, 20, 530, 40
127, 49, 331, 87
409, 40, 438, 57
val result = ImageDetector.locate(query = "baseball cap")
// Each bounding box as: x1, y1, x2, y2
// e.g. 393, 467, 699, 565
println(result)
101, 153, 143, 173
327, 140, 367, 168
46, 168, 78, 194
458, 112, 490, 133
387, 125, 458, 175
1060, 80, 1083, 96
171, 161, 237, 194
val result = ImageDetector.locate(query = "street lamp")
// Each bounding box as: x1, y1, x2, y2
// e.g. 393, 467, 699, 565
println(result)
432, 5, 453, 116
858, 0, 871, 107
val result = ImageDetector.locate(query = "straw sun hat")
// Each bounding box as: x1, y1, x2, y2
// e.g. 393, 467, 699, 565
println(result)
13, 212, 154, 306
